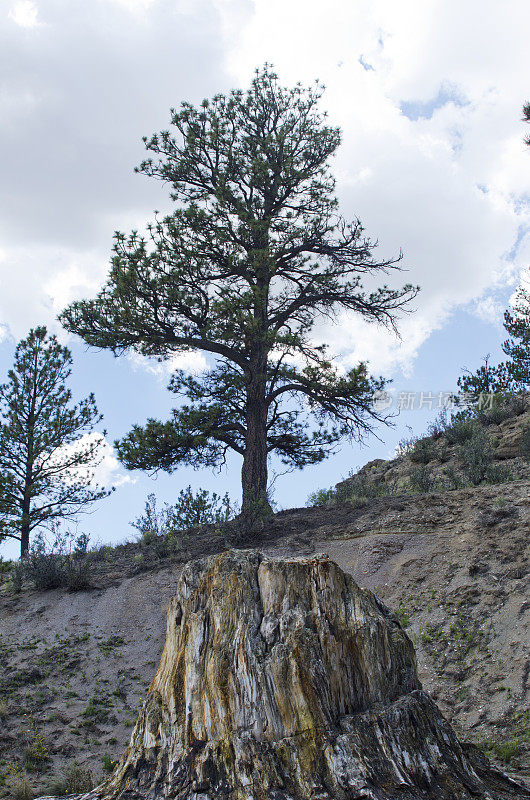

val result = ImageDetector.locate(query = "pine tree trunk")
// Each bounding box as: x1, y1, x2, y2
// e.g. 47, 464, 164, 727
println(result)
241, 241, 272, 521
20, 525, 30, 558
241, 364, 271, 518
20, 493, 30, 558
241, 432, 269, 513
22, 371, 36, 559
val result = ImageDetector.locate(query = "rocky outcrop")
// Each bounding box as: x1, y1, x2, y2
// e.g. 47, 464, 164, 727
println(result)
84, 551, 528, 800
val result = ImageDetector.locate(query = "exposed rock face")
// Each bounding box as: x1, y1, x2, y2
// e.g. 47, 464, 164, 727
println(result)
86, 551, 528, 800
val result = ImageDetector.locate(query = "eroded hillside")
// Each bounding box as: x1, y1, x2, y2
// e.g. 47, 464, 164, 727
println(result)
0, 407, 529, 797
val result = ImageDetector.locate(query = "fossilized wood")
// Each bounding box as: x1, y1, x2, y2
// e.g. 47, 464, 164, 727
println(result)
81, 551, 529, 800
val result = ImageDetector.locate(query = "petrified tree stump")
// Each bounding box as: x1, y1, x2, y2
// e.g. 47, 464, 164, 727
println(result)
86, 551, 528, 800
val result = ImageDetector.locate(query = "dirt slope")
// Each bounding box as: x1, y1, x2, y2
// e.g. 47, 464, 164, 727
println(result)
1, 416, 529, 796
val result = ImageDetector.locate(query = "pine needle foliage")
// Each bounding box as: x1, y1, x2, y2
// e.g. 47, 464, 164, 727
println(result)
0, 327, 110, 556
60, 66, 418, 513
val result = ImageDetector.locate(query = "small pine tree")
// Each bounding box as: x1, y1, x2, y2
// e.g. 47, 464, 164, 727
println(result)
502, 276, 530, 387
131, 488, 232, 538
0, 327, 110, 557
456, 355, 514, 405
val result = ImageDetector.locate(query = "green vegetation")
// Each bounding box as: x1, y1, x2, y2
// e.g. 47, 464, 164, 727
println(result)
444, 418, 476, 446
0, 558, 12, 577
132, 488, 233, 539
519, 423, 530, 461
101, 753, 118, 774
19, 530, 93, 592
22, 725, 50, 773
306, 487, 336, 508
37, 632, 90, 668
460, 428, 498, 486
456, 261, 530, 407
308, 468, 398, 508
60, 65, 417, 518
308, 384, 529, 507
408, 464, 436, 493
0, 327, 110, 558
409, 436, 437, 464
395, 606, 410, 629
419, 613, 487, 670
5, 770, 33, 800
48, 762, 94, 795
82, 692, 114, 725
477, 710, 530, 768
98, 635, 125, 657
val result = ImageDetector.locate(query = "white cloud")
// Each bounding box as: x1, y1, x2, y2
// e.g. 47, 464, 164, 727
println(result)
48, 432, 134, 489
471, 295, 505, 328
0, 0, 529, 382
317, 308, 440, 379
8, 1, 39, 28
0, 245, 108, 340
91, 434, 136, 488
0, 0, 226, 342
105, 0, 157, 13
43, 262, 101, 316
214, 0, 530, 377
128, 349, 209, 378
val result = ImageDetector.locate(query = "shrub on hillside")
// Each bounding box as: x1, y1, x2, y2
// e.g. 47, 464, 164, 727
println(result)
23, 532, 65, 591
307, 487, 336, 507
518, 423, 530, 462
427, 409, 450, 439
132, 488, 233, 542
21, 529, 93, 592
408, 465, 436, 493
48, 763, 93, 796
23, 724, 50, 773
507, 393, 530, 416
395, 433, 417, 457
455, 391, 528, 428
169, 486, 233, 529
0, 557, 12, 577
336, 472, 397, 505
139, 530, 171, 559
477, 404, 514, 426
11, 561, 24, 593
441, 464, 466, 490
9, 778, 33, 800
445, 419, 477, 446
484, 462, 513, 484
307, 472, 396, 509
459, 429, 501, 486
409, 436, 437, 464
101, 753, 118, 774
64, 533, 92, 591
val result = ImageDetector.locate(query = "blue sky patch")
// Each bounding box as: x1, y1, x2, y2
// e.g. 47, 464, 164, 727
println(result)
358, 55, 375, 72
400, 84, 468, 121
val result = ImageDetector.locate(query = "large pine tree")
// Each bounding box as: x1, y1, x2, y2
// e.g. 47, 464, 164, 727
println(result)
60, 67, 417, 514
0, 327, 109, 557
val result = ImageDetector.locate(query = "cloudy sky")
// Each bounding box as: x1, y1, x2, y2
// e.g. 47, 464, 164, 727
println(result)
0, 0, 528, 556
